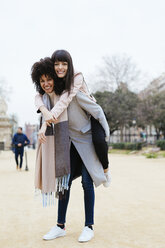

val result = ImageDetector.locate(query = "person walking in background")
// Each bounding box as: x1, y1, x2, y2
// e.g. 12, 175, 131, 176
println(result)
12, 127, 30, 170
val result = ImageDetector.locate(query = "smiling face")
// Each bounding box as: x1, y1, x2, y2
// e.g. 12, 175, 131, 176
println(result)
54, 61, 68, 78
40, 75, 54, 94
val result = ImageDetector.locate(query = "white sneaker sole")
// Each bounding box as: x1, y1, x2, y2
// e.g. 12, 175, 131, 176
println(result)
78, 236, 94, 243
43, 232, 66, 240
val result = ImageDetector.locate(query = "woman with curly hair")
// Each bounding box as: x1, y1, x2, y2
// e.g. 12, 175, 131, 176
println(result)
31, 52, 110, 243
35, 50, 110, 181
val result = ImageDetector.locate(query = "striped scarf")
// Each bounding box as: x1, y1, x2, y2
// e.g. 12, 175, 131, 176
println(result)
35, 93, 70, 206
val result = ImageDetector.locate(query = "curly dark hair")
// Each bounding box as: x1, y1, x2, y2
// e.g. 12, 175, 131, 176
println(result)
31, 57, 55, 95
51, 50, 74, 95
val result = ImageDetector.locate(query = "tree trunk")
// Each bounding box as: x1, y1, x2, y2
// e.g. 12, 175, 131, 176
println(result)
163, 130, 165, 140
156, 129, 160, 140
120, 126, 124, 142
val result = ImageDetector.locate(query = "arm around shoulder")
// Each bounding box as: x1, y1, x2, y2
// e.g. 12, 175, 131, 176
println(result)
50, 72, 84, 119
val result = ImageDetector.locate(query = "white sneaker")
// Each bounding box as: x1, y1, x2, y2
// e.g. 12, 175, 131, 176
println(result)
43, 225, 66, 240
78, 226, 94, 242
103, 170, 111, 187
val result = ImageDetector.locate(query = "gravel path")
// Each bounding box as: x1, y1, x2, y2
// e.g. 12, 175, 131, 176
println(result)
0, 150, 165, 248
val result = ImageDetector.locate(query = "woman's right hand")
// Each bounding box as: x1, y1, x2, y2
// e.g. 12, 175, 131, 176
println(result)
39, 106, 59, 125
40, 106, 55, 121
38, 122, 47, 144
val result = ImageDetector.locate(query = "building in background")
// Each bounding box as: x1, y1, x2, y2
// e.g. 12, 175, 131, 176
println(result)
0, 97, 39, 150
9, 114, 18, 138
0, 97, 12, 150
139, 73, 165, 98
25, 123, 38, 149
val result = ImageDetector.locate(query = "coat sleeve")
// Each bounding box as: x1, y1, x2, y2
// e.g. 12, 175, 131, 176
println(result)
24, 135, 30, 146
12, 135, 18, 145
35, 94, 44, 111
50, 72, 84, 119
76, 91, 110, 141
34, 72, 84, 118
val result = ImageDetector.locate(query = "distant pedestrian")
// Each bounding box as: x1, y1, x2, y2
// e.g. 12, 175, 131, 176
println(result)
12, 127, 30, 170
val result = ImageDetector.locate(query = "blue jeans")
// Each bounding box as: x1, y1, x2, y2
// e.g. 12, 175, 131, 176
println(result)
15, 148, 23, 168
57, 143, 95, 226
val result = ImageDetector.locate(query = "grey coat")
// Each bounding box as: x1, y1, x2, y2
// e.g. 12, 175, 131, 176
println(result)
68, 91, 110, 187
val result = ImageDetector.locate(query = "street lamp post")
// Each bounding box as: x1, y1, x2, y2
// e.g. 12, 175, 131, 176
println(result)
132, 119, 136, 142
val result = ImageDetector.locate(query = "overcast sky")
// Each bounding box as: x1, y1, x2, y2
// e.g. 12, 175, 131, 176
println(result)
0, 0, 165, 126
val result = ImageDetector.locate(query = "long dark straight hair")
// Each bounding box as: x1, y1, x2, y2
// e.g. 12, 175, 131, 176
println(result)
51, 50, 74, 95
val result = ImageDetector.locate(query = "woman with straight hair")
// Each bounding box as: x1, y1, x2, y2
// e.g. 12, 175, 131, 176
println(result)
35, 50, 110, 184
31, 51, 110, 243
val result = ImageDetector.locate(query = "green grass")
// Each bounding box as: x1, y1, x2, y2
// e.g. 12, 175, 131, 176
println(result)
144, 153, 158, 159
162, 153, 165, 158
108, 147, 165, 158
108, 149, 136, 155
158, 151, 165, 158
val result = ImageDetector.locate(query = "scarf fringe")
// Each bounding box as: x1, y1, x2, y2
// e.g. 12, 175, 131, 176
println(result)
34, 190, 56, 207
42, 192, 56, 207
35, 174, 70, 207
56, 174, 70, 196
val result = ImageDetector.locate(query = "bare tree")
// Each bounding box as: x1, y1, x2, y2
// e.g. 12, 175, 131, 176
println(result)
0, 78, 12, 100
9, 113, 18, 135
90, 54, 142, 92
